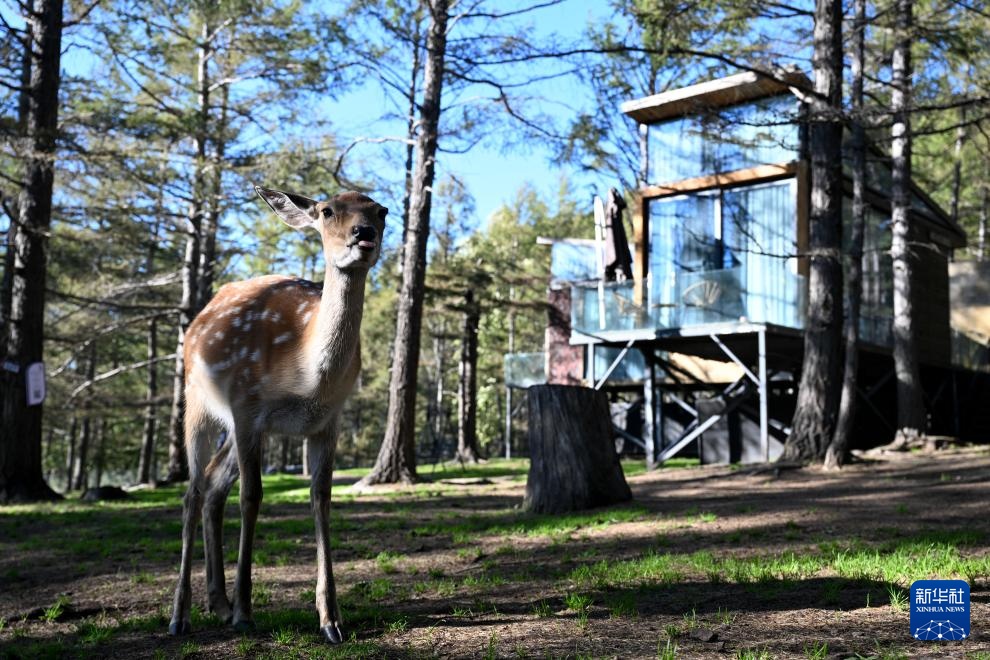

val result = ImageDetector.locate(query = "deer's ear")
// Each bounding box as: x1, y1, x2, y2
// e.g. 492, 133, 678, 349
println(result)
255, 186, 319, 229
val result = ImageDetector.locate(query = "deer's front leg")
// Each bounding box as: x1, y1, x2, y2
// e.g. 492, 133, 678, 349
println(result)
231, 434, 263, 633
309, 424, 343, 643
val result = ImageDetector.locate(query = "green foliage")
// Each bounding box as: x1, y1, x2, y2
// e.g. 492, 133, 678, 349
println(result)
657, 638, 678, 660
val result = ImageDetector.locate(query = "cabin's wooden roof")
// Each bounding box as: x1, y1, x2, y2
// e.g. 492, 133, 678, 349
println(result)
620, 69, 812, 124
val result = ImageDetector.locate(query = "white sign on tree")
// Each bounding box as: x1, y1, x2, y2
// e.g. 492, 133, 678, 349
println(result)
26, 362, 46, 406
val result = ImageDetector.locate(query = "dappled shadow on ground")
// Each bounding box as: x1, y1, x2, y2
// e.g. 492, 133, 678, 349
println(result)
2, 449, 990, 658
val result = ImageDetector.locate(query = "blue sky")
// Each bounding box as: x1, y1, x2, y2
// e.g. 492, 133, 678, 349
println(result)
325, 0, 618, 229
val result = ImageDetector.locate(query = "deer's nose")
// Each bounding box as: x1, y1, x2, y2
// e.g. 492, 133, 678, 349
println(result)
352, 225, 377, 243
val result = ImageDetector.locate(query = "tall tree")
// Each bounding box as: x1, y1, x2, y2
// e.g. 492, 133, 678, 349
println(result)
889, 0, 926, 442
780, 0, 844, 463
358, 0, 449, 487
0, 0, 63, 502
824, 0, 868, 469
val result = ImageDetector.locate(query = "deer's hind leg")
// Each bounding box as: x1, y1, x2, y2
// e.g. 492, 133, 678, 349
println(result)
168, 392, 213, 636
231, 428, 264, 633
202, 437, 238, 624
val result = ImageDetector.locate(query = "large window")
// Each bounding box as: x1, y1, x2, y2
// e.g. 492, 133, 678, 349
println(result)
648, 178, 803, 329
648, 96, 800, 184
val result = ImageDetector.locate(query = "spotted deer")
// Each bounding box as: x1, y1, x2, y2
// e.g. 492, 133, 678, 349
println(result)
168, 187, 387, 644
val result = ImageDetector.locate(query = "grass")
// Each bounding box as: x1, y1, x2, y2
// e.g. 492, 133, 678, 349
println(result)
657, 638, 678, 660
804, 641, 828, 660
41, 595, 70, 623
3, 455, 987, 658
531, 600, 553, 617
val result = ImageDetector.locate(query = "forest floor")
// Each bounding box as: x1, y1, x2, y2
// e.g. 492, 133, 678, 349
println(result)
2, 449, 990, 659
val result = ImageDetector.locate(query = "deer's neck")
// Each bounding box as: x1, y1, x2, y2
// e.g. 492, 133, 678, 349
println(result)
305, 268, 366, 377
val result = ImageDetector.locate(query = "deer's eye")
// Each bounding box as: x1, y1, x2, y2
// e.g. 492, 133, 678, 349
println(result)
322, 207, 334, 218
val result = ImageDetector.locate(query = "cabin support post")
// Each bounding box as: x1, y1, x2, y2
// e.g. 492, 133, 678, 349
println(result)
644, 358, 657, 471
758, 329, 769, 462
504, 386, 512, 460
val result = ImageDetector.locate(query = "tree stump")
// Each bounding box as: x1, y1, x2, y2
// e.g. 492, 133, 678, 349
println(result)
524, 385, 632, 513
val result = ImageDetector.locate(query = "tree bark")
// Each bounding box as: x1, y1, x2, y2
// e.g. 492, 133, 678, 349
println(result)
524, 385, 631, 513
72, 344, 97, 491
890, 0, 926, 441
94, 419, 106, 488
138, 317, 158, 484
400, 13, 423, 259
73, 417, 91, 491
456, 290, 480, 463
781, 0, 844, 463
65, 416, 76, 492
0, 0, 63, 503
825, 0, 866, 469
358, 0, 449, 487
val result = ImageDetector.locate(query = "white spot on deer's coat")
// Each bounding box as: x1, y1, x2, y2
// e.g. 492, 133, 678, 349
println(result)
302, 311, 313, 325
251, 350, 261, 363
274, 332, 293, 345
214, 331, 225, 341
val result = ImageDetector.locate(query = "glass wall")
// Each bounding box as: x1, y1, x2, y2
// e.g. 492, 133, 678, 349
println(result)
646, 178, 804, 330
648, 96, 800, 183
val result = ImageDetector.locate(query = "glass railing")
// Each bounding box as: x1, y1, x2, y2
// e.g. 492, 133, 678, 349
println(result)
503, 352, 547, 388
951, 330, 990, 372
571, 268, 807, 335
570, 280, 654, 334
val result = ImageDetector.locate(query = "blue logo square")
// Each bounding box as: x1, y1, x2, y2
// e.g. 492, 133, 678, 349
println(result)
910, 579, 970, 641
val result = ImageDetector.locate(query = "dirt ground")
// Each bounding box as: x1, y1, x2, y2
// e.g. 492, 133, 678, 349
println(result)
2, 448, 990, 659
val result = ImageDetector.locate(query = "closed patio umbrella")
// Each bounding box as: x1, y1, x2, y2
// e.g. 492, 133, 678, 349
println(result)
604, 187, 633, 282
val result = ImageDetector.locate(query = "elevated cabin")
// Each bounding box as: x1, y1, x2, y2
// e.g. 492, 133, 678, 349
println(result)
517, 71, 987, 467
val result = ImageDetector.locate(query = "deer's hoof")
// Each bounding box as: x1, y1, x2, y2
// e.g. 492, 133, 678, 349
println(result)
232, 619, 256, 634
168, 620, 192, 636
321, 623, 344, 644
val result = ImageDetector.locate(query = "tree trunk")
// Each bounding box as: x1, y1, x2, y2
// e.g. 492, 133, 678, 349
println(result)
781, 0, 844, 463
65, 416, 76, 492
94, 419, 106, 488
825, 0, 866, 470
0, 0, 63, 503
0, 219, 16, 332
198, 66, 227, 308
456, 290, 480, 463
73, 419, 91, 491
400, 15, 423, 261
358, 0, 449, 487
138, 316, 158, 484
950, 109, 966, 227
165, 202, 200, 483
976, 158, 990, 261
431, 331, 446, 446
890, 0, 926, 441
166, 19, 215, 484
524, 385, 631, 513
72, 345, 96, 491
